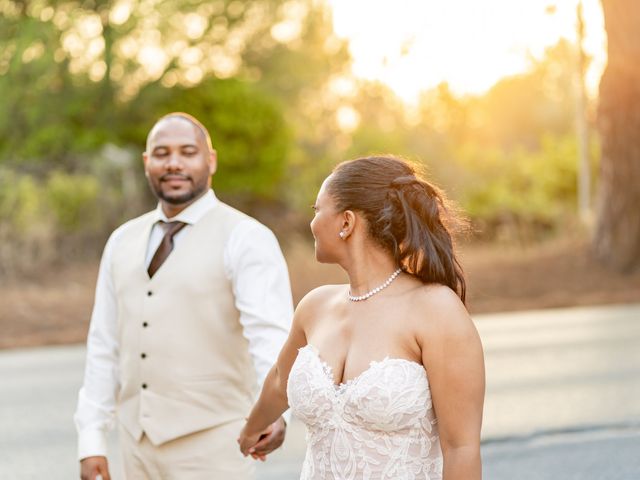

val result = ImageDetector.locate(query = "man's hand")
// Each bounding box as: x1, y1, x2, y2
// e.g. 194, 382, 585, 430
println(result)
249, 417, 287, 461
80, 456, 111, 480
239, 417, 287, 461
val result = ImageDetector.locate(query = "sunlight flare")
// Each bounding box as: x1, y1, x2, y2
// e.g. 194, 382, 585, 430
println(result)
327, 0, 606, 103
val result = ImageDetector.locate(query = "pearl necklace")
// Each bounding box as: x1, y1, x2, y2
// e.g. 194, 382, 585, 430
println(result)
348, 268, 402, 302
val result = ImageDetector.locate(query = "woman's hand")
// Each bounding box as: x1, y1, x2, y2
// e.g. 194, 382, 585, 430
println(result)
238, 417, 287, 461
238, 422, 267, 459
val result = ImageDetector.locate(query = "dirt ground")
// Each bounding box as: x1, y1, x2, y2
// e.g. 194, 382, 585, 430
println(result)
1, 235, 639, 349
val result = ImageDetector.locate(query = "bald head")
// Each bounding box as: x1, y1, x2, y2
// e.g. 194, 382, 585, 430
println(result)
146, 112, 213, 154
142, 112, 218, 217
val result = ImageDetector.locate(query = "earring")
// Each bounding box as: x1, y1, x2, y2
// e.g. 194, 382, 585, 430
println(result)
339, 231, 346, 239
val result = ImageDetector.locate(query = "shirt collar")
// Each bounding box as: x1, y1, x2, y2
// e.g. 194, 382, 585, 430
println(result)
152, 189, 218, 225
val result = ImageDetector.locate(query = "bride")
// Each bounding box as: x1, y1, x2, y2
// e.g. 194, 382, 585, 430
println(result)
238, 155, 485, 479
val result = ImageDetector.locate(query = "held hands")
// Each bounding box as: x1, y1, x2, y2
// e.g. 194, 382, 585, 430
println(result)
238, 416, 286, 461
80, 456, 111, 480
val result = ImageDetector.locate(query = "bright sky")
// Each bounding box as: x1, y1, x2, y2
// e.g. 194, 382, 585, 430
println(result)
327, 0, 607, 103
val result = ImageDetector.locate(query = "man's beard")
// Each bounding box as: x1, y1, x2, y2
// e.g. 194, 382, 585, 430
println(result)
149, 174, 209, 205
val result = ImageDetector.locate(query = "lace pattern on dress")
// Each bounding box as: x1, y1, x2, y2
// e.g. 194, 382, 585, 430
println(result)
287, 344, 443, 480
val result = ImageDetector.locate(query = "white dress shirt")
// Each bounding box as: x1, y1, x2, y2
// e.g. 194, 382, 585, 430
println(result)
74, 190, 293, 459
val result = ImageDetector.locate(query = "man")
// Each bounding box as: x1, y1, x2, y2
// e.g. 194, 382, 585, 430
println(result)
75, 112, 293, 479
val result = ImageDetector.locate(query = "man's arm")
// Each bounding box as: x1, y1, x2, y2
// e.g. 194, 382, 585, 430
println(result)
74, 230, 122, 469
226, 220, 294, 387
225, 220, 294, 457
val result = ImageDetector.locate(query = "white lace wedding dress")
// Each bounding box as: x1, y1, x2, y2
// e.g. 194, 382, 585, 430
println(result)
287, 344, 443, 480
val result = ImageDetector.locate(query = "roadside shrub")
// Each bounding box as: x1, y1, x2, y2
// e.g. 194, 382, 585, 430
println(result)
122, 77, 290, 204
0, 161, 142, 277
0, 169, 55, 275
46, 172, 101, 233
450, 134, 599, 241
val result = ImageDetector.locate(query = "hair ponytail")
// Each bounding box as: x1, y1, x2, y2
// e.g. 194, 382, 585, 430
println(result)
327, 156, 467, 303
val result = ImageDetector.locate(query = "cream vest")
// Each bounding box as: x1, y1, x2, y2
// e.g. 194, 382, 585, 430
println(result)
111, 202, 256, 445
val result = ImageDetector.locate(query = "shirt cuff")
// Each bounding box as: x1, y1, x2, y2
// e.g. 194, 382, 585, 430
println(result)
281, 408, 292, 426
78, 428, 109, 461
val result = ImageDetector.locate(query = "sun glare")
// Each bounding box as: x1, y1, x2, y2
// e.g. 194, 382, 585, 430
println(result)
327, 0, 606, 104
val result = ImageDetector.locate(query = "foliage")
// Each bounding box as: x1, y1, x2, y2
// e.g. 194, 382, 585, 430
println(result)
46, 171, 102, 232
339, 39, 593, 241
452, 134, 599, 240
0, 169, 49, 234
475, 40, 576, 149
0, 0, 344, 168
0, 169, 52, 275
0, 9, 112, 164
0, 0, 602, 274
0, 165, 134, 274
0, 0, 351, 275
245, 0, 351, 210
119, 77, 290, 201
413, 40, 580, 151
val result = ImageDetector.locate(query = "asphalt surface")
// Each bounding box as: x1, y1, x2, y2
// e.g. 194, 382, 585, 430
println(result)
1, 303, 639, 479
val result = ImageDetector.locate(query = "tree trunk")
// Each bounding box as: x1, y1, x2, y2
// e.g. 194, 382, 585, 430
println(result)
594, 0, 640, 271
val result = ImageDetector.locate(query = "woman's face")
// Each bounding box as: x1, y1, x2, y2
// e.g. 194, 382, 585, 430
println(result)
310, 177, 343, 263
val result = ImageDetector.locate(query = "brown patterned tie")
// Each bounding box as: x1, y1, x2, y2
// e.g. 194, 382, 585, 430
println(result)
147, 221, 187, 278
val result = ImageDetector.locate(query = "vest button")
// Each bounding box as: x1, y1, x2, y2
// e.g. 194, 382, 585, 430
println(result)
143, 322, 148, 327
142, 383, 147, 389
141, 353, 146, 359
147, 291, 153, 296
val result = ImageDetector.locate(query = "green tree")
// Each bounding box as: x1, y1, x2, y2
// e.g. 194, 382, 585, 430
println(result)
0, 2, 111, 165
448, 40, 577, 151
0, 0, 346, 167
124, 77, 290, 202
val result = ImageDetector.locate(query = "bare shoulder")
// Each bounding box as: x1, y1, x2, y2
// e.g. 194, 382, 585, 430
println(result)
299, 283, 346, 307
411, 283, 474, 337
294, 284, 347, 328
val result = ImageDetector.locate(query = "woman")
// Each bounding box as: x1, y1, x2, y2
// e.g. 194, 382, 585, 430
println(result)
238, 155, 485, 479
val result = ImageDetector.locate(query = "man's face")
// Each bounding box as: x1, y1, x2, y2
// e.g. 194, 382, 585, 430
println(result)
143, 117, 216, 209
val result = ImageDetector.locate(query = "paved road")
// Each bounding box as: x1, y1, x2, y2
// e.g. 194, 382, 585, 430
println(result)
1, 303, 639, 479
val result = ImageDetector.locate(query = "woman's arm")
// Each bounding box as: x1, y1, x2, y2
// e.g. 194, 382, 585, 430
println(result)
418, 286, 485, 480
238, 288, 322, 455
